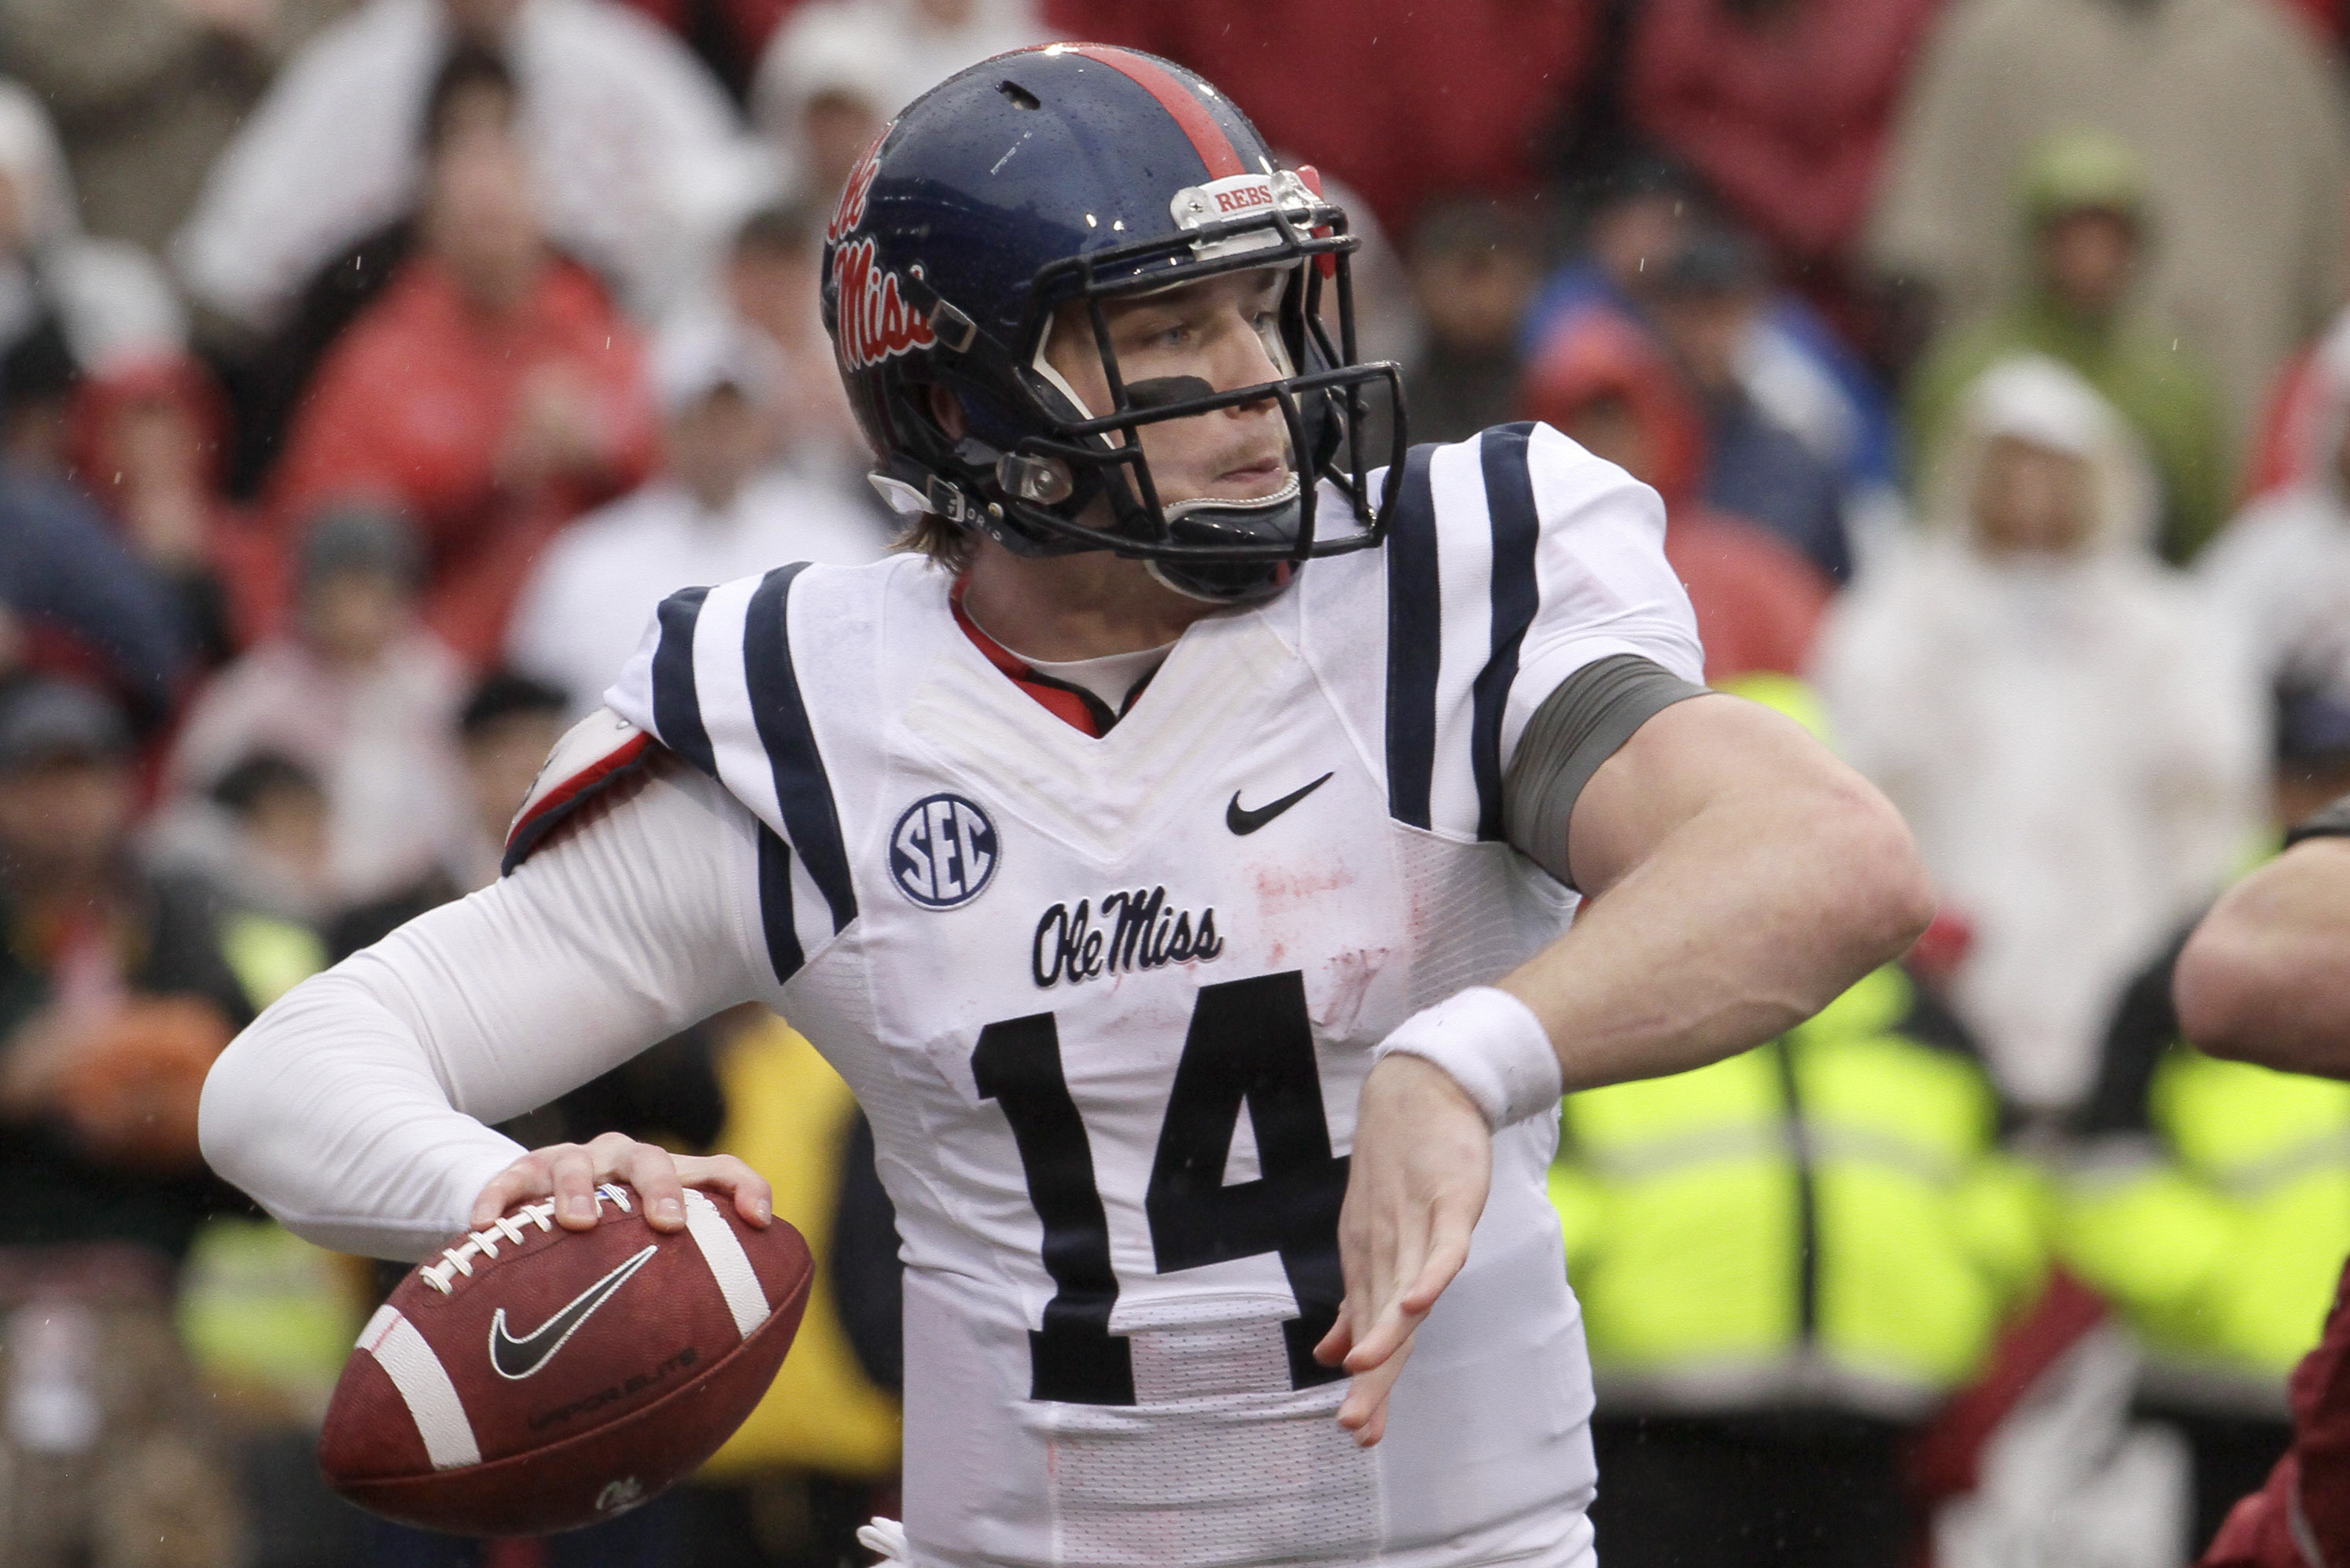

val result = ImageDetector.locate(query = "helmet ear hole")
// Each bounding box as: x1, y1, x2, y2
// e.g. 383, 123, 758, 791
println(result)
996, 80, 1041, 111
926, 383, 969, 440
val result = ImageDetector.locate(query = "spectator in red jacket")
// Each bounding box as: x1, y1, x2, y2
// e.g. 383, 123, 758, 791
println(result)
1039, 0, 1599, 241
1628, 0, 1944, 273
1519, 301, 1832, 683
264, 48, 654, 668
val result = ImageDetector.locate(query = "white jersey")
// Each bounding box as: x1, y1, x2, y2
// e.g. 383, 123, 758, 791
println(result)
202, 424, 1701, 1568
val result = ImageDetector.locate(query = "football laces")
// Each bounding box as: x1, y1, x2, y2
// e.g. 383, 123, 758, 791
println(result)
419, 1184, 635, 1295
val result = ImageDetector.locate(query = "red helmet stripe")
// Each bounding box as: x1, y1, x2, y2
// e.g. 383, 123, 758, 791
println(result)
1063, 44, 1247, 180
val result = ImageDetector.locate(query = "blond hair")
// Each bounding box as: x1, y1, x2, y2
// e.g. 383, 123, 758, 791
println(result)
892, 508, 979, 573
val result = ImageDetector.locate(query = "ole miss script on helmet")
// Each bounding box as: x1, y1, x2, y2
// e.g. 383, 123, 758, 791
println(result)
829, 134, 935, 373
319, 1185, 812, 1537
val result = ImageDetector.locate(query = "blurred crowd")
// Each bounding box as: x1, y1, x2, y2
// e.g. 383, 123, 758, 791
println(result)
0, 0, 2346, 1564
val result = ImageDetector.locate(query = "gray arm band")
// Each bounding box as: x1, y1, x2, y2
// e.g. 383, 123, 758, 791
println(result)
1502, 653, 1712, 889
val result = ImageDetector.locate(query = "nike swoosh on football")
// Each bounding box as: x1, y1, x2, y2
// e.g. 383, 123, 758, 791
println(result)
488, 1244, 659, 1381
1226, 772, 1335, 835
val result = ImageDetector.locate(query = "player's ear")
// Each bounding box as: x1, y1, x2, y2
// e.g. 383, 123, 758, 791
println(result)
927, 383, 968, 440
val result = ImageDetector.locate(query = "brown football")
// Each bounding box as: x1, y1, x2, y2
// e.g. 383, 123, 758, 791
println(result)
319, 1183, 811, 1537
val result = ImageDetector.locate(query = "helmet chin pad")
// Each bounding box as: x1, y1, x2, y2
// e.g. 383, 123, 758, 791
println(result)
1144, 476, 1306, 603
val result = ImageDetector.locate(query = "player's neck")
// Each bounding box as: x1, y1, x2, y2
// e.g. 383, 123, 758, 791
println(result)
959, 539, 1226, 661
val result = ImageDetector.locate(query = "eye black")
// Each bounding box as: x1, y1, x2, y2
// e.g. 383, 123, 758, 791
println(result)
1125, 376, 1214, 410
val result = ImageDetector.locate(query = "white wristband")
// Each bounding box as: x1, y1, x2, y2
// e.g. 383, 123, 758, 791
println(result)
1372, 986, 1563, 1130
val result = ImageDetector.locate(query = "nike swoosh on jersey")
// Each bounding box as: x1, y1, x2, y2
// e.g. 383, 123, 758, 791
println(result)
1226, 772, 1335, 835
487, 1244, 658, 1381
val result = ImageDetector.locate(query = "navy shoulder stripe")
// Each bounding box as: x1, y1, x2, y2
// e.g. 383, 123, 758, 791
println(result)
743, 563, 857, 934
754, 824, 806, 983
650, 586, 716, 777
1383, 443, 1442, 829
1470, 423, 1543, 841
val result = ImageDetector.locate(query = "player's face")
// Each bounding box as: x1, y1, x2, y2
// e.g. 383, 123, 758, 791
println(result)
1042, 267, 1296, 511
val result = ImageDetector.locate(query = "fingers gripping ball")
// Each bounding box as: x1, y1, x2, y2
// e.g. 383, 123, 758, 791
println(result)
319, 1184, 812, 1536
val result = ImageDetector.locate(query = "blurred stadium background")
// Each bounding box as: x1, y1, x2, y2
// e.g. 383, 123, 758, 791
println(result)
1, 0, 2348, 1563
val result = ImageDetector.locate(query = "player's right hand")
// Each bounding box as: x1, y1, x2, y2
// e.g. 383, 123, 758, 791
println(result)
1315, 1053, 1492, 1447
470, 1131, 773, 1237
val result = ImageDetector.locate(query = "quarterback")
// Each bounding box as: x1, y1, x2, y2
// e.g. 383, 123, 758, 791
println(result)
200, 45, 1932, 1568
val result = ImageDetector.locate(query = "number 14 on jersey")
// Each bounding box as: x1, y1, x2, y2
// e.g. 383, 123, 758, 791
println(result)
971, 970, 1351, 1405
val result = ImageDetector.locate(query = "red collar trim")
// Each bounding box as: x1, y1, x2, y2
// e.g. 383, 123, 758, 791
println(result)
950, 578, 1110, 738
949, 578, 1030, 678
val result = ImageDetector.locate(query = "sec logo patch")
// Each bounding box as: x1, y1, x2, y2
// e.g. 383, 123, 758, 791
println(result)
890, 793, 998, 909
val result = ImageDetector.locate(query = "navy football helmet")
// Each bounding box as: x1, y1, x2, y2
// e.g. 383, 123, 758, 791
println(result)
819, 42, 1407, 602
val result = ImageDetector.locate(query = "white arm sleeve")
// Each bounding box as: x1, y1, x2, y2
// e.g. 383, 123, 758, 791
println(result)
198, 756, 773, 1261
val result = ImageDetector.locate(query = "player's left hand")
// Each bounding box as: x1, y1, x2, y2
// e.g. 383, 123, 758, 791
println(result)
1315, 1052, 1491, 1446
469, 1131, 772, 1237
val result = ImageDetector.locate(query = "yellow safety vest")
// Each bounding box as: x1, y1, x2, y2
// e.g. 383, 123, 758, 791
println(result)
701, 1015, 903, 1479
2065, 1047, 2350, 1395
1552, 966, 2044, 1415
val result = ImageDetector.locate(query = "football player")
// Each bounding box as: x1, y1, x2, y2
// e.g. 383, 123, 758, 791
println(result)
200, 46, 1932, 1568
2174, 795, 2350, 1563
